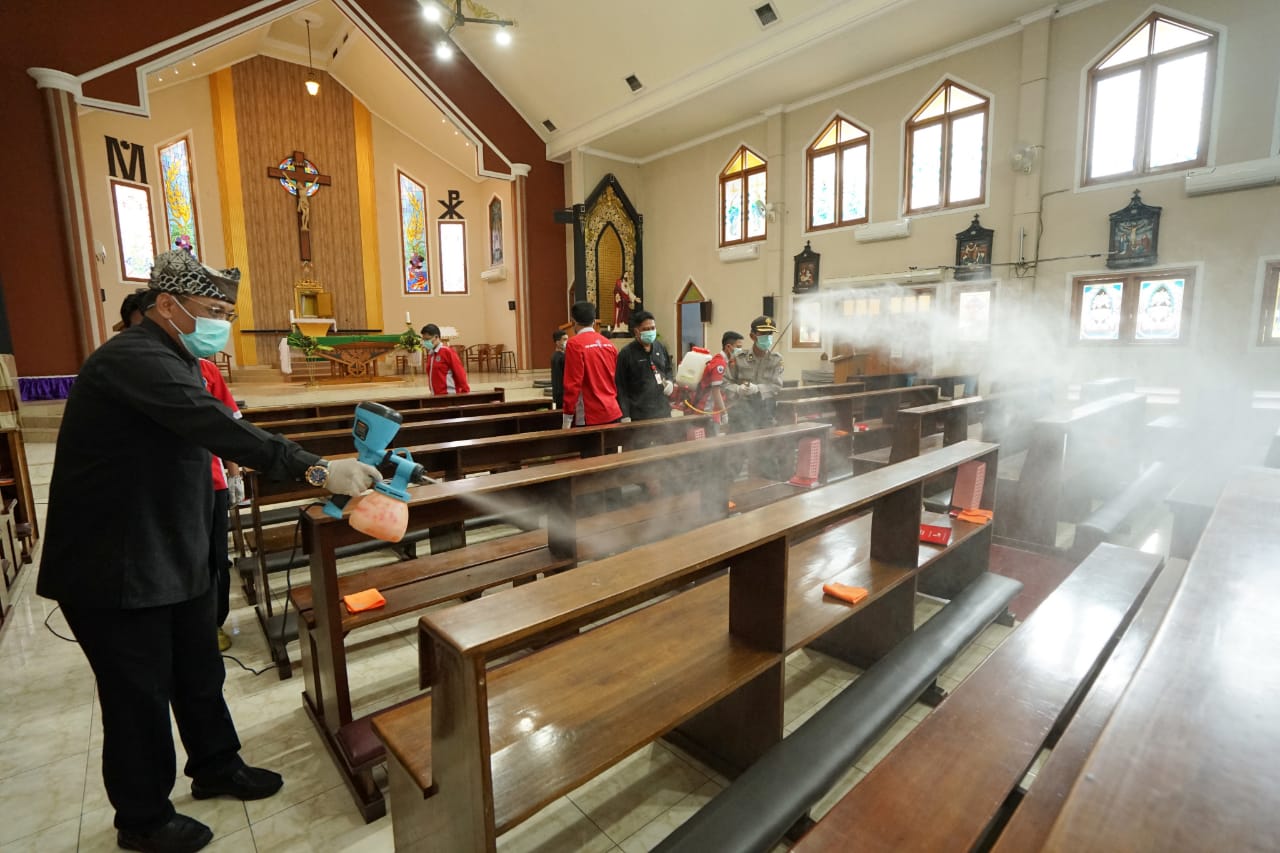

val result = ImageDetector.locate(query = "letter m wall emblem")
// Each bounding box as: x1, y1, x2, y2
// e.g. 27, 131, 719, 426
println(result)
105, 136, 147, 183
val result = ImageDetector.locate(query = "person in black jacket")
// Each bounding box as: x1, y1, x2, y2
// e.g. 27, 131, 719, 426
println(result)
550, 328, 567, 409
38, 250, 380, 853
614, 310, 674, 422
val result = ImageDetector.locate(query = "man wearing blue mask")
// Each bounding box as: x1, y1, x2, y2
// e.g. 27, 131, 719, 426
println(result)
39, 250, 380, 853
614, 310, 674, 422
729, 315, 785, 434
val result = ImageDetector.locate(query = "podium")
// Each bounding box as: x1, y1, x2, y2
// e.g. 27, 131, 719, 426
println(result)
831, 353, 872, 384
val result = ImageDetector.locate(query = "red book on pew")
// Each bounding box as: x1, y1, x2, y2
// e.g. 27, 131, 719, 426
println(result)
951, 461, 986, 511
919, 523, 952, 545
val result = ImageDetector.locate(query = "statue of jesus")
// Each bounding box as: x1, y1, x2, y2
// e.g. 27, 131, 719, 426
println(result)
613, 273, 640, 331
295, 179, 312, 232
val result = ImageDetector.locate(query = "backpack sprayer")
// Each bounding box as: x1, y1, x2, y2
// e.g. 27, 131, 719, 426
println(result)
323, 401, 437, 542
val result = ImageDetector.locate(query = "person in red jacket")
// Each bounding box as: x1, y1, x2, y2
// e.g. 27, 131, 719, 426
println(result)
420, 323, 470, 394
562, 301, 622, 427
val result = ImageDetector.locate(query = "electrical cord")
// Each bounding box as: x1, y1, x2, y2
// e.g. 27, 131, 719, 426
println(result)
43, 604, 77, 643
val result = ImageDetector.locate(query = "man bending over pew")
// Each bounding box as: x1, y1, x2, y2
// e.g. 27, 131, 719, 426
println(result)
38, 250, 381, 853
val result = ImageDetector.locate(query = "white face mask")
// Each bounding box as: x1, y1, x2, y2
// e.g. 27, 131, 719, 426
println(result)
170, 299, 232, 357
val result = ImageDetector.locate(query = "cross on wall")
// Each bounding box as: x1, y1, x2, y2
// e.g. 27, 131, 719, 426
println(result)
266, 151, 332, 261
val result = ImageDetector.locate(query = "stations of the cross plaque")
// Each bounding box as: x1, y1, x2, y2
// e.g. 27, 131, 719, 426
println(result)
266, 151, 332, 261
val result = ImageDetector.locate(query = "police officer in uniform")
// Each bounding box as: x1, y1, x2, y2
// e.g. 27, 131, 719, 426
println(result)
728, 315, 785, 433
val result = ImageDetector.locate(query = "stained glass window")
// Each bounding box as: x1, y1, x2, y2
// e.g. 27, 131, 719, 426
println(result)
1073, 269, 1193, 344
1079, 282, 1123, 340
438, 220, 467, 294
905, 81, 988, 215
110, 179, 156, 282
956, 288, 993, 343
399, 171, 429, 294
158, 137, 199, 258
807, 116, 869, 232
1085, 13, 1216, 184
720, 145, 767, 247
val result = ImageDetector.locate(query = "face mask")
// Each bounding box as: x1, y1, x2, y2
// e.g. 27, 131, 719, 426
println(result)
171, 300, 231, 358
423, 339, 437, 353
731, 347, 745, 359
639, 329, 657, 345
755, 335, 773, 350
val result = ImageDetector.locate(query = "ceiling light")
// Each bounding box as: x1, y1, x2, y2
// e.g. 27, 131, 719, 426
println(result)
422, 3, 442, 23
495, 27, 511, 46
303, 18, 320, 96
191, 61, 196, 67
436, 40, 454, 60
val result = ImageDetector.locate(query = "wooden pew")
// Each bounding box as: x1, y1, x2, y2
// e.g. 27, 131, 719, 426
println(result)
249, 398, 550, 434
852, 394, 985, 475
238, 388, 505, 422
793, 543, 1165, 853
916, 373, 980, 400
772, 380, 866, 401
1028, 467, 1280, 853
301, 422, 830, 818
371, 440, 1000, 845
245, 416, 713, 676
995, 392, 1146, 549
776, 386, 942, 479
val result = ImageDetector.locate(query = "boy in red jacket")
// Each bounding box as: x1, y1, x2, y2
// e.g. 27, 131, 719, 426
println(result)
562, 301, 622, 427
420, 323, 470, 394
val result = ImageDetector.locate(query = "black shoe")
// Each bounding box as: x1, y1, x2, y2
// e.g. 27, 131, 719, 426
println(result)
117, 814, 213, 852
191, 765, 283, 801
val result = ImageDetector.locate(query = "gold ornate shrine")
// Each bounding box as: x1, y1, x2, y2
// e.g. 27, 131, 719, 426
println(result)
569, 174, 644, 336
294, 273, 333, 319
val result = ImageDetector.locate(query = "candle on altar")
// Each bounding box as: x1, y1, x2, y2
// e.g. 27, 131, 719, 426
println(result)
405, 311, 411, 324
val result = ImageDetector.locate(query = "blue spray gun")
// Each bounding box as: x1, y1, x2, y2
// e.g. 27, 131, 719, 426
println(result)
322, 402, 435, 540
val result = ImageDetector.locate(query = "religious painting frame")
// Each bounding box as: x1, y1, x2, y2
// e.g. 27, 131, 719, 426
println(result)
398, 169, 429, 294
954, 215, 994, 281
488, 195, 503, 267
1106, 189, 1161, 270
109, 177, 157, 283
793, 241, 820, 295
568, 174, 644, 336
792, 296, 822, 349
156, 134, 201, 259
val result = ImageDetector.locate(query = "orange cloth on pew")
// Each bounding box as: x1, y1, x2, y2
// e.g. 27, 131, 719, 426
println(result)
822, 583, 869, 606
344, 588, 386, 613
956, 508, 994, 525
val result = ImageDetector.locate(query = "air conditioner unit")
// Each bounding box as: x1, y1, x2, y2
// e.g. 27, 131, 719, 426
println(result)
830, 267, 944, 286
719, 243, 761, 263
1184, 156, 1280, 196
853, 218, 911, 243
480, 265, 507, 282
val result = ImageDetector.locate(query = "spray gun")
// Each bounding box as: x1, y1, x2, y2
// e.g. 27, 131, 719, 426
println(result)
323, 401, 437, 541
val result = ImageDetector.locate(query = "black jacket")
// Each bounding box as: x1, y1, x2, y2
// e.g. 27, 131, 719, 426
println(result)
38, 320, 320, 608
614, 339, 673, 421
551, 349, 565, 409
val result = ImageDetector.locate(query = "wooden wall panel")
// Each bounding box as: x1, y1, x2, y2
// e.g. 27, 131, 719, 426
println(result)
232, 56, 367, 339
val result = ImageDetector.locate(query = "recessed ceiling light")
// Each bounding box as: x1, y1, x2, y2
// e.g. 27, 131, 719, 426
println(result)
190, 61, 196, 67
436, 41, 454, 60
422, 3, 441, 23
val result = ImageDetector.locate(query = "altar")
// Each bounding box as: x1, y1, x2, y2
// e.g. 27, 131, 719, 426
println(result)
286, 334, 404, 383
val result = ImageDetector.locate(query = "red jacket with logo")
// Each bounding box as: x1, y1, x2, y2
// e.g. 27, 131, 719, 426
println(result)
425, 345, 470, 395
563, 329, 622, 425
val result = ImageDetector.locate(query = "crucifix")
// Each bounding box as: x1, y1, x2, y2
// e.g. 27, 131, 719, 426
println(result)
266, 151, 332, 261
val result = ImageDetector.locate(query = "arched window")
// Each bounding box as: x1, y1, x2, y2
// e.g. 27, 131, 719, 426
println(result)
1084, 13, 1217, 184
807, 116, 870, 231
905, 80, 989, 215
720, 145, 767, 247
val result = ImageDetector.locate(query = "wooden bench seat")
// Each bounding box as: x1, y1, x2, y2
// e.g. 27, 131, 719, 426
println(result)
793, 543, 1165, 852
1068, 459, 1178, 560
371, 441, 1000, 844
652, 572, 1020, 853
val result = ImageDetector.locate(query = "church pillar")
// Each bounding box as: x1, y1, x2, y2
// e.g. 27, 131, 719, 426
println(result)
511, 163, 531, 369
1011, 12, 1054, 294
28, 68, 108, 360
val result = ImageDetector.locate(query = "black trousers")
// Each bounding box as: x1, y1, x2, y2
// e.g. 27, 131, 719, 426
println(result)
62, 588, 242, 832
210, 488, 231, 626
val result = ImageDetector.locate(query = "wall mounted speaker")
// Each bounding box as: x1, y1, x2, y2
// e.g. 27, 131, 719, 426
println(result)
507, 300, 516, 311
699, 301, 713, 323
762, 296, 775, 317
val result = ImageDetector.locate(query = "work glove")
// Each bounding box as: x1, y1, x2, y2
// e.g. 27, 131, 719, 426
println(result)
741, 382, 759, 396
562, 414, 574, 429
620, 416, 632, 424
662, 379, 674, 397
226, 474, 246, 506
324, 459, 382, 496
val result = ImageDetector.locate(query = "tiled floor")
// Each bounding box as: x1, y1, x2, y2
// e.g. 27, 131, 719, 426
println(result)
1, 371, 1019, 851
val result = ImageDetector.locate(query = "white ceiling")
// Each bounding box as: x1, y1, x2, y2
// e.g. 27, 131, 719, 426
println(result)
123, 0, 1062, 171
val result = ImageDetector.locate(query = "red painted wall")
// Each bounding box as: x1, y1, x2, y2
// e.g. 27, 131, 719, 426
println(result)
0, 0, 565, 375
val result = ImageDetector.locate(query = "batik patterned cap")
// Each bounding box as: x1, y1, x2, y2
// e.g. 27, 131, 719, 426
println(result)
148, 250, 240, 303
